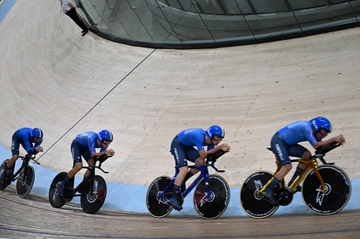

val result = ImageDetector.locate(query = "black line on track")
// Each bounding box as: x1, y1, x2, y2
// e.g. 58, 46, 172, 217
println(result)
35, 49, 157, 162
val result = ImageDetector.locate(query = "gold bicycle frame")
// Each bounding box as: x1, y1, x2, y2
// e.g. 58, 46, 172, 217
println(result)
259, 156, 327, 195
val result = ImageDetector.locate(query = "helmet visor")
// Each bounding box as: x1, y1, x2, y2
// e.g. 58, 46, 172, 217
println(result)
212, 135, 224, 142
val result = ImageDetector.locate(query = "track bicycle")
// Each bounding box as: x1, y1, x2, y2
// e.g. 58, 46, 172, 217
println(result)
146, 150, 230, 219
48, 155, 110, 214
0, 154, 39, 198
240, 141, 351, 218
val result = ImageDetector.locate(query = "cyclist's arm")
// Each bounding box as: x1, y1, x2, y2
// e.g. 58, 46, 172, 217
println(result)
91, 151, 107, 158
313, 135, 345, 149
89, 143, 107, 158
23, 139, 41, 154
303, 125, 343, 149
33, 139, 43, 148
199, 144, 229, 159
91, 149, 115, 158
199, 148, 211, 159
24, 144, 37, 154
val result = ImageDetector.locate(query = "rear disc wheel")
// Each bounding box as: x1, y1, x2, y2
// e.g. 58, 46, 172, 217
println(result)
146, 176, 173, 218
240, 171, 279, 218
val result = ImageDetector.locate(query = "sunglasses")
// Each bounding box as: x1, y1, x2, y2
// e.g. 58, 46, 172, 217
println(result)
212, 137, 223, 142
102, 140, 112, 145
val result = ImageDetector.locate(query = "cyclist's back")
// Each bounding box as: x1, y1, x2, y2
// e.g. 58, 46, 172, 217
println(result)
177, 128, 214, 150
277, 121, 317, 146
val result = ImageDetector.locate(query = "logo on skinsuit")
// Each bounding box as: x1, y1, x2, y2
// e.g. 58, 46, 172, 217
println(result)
275, 144, 285, 161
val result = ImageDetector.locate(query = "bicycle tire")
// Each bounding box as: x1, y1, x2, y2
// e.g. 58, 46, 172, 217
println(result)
81, 175, 107, 214
302, 165, 351, 215
240, 171, 279, 219
0, 160, 9, 190
48, 172, 67, 208
16, 165, 35, 198
194, 174, 230, 219
146, 176, 173, 218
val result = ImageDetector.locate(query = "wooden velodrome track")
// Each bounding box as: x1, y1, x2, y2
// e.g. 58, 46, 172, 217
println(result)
0, 0, 360, 238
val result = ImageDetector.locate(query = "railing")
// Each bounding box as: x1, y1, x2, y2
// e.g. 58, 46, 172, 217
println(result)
75, 0, 360, 49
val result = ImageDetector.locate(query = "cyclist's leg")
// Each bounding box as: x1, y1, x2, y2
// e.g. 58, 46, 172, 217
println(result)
179, 155, 206, 190
181, 171, 194, 192
83, 157, 95, 177
6, 134, 22, 168
192, 155, 206, 170
182, 149, 204, 189
76, 157, 95, 192
266, 133, 292, 204
1, 134, 20, 184
169, 167, 186, 211
168, 137, 193, 210
58, 140, 85, 196
287, 146, 311, 191
5, 154, 19, 169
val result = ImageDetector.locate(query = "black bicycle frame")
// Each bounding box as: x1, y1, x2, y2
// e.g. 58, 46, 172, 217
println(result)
73, 159, 108, 197
12, 156, 38, 182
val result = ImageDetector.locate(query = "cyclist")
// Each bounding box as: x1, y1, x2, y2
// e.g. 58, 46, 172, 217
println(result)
168, 125, 230, 211
57, 130, 115, 197
0, 127, 44, 185
265, 116, 345, 204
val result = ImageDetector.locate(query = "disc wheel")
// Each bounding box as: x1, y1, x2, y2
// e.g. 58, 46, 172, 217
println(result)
81, 175, 107, 214
193, 174, 230, 219
48, 172, 67, 208
146, 176, 173, 218
302, 165, 351, 215
240, 171, 279, 218
0, 160, 9, 190
16, 165, 35, 198
0, 160, 13, 190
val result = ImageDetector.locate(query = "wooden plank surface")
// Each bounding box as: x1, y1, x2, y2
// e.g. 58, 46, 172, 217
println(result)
0, 188, 359, 238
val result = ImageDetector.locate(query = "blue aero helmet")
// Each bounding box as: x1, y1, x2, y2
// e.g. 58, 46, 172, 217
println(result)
31, 128, 44, 139
309, 117, 332, 133
98, 130, 114, 142
206, 125, 225, 139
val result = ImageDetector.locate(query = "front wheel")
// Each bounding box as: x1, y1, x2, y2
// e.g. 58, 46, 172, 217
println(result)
48, 172, 67, 208
80, 175, 107, 214
146, 176, 173, 218
302, 165, 351, 215
0, 160, 13, 190
16, 165, 35, 198
240, 171, 279, 219
194, 175, 230, 219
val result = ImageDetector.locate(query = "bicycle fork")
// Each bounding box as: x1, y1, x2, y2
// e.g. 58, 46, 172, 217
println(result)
87, 166, 95, 196
203, 178, 214, 201
75, 166, 95, 195
289, 159, 328, 192
197, 174, 214, 206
